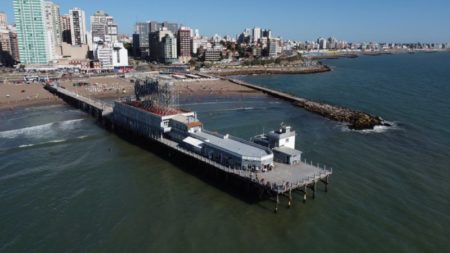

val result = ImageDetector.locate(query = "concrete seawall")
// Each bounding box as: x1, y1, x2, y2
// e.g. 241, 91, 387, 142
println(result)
227, 78, 389, 130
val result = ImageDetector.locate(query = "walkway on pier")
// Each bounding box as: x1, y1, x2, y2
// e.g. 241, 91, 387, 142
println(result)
227, 78, 308, 104
46, 85, 113, 116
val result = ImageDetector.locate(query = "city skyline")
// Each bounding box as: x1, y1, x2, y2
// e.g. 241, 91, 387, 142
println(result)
2, 0, 450, 43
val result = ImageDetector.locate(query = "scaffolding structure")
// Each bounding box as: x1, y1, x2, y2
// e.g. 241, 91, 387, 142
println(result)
134, 77, 179, 115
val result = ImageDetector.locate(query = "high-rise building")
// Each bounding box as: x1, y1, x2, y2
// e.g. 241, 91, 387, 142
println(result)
105, 16, 118, 43
44, 1, 61, 60
162, 34, 177, 64
194, 29, 200, 38
13, 0, 50, 64
177, 27, 191, 63
112, 42, 128, 67
0, 12, 7, 30
162, 21, 178, 34
0, 12, 10, 54
132, 33, 140, 57
91, 11, 117, 44
149, 28, 177, 63
262, 29, 272, 39
149, 21, 161, 33
95, 42, 113, 69
268, 38, 280, 58
0, 17, 19, 65
252, 27, 261, 43
317, 37, 327, 50
60, 14, 71, 44
9, 29, 20, 62
69, 8, 86, 46
93, 41, 129, 70
327, 37, 337, 50
135, 22, 150, 48
0, 30, 11, 54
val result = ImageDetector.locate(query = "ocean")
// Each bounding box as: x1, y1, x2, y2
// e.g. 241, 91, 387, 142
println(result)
0, 52, 449, 252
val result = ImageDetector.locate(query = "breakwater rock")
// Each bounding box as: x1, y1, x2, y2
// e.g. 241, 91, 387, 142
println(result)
294, 100, 389, 130
227, 78, 390, 130
205, 64, 330, 77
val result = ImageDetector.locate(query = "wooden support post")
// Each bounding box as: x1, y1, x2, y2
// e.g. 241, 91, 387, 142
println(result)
288, 189, 292, 208
303, 185, 307, 204
312, 181, 316, 199
274, 194, 279, 213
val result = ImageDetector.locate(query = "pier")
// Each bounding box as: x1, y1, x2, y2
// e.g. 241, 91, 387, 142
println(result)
45, 83, 332, 212
45, 84, 113, 120
226, 77, 387, 130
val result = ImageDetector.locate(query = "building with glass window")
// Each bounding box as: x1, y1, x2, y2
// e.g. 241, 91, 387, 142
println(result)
13, 0, 49, 64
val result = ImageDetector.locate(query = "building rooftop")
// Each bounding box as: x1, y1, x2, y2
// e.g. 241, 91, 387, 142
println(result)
191, 130, 272, 158
172, 114, 203, 128
267, 126, 296, 139
182, 136, 203, 149
127, 101, 186, 116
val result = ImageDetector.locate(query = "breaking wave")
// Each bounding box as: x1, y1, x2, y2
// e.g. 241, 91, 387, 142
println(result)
341, 121, 400, 134
0, 119, 84, 139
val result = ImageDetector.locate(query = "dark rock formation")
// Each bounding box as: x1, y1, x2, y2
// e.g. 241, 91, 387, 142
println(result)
294, 100, 389, 130
207, 65, 331, 77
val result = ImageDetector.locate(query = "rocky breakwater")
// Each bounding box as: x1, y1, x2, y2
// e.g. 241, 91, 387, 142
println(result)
227, 78, 390, 130
294, 100, 390, 130
205, 64, 331, 76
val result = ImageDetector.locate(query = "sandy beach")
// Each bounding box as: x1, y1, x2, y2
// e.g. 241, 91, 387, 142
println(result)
0, 83, 62, 110
0, 76, 263, 110
173, 79, 262, 96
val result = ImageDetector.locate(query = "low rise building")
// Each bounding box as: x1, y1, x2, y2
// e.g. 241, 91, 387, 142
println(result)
253, 125, 301, 165
190, 130, 273, 170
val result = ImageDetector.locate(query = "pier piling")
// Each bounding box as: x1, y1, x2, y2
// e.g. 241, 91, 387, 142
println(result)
288, 189, 292, 208
274, 194, 279, 213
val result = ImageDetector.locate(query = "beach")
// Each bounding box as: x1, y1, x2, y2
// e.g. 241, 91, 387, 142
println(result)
0, 76, 263, 110
0, 83, 62, 110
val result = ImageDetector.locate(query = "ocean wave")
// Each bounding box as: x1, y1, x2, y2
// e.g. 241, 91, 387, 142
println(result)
181, 101, 249, 106
0, 119, 84, 139
212, 107, 257, 113
49, 139, 66, 144
18, 144, 35, 148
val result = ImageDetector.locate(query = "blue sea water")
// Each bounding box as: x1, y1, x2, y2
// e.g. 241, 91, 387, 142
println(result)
0, 53, 449, 252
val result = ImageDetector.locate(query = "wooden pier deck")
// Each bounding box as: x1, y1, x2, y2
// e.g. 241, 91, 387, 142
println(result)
45, 83, 333, 212
45, 84, 113, 117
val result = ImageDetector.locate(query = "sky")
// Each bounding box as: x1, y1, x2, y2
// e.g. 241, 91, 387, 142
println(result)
3, 0, 450, 43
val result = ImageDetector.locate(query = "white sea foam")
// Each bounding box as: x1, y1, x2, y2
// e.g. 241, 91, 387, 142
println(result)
216, 107, 257, 112
12, 138, 69, 151
49, 139, 66, 144
18, 144, 35, 148
0, 119, 84, 139
341, 121, 399, 134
